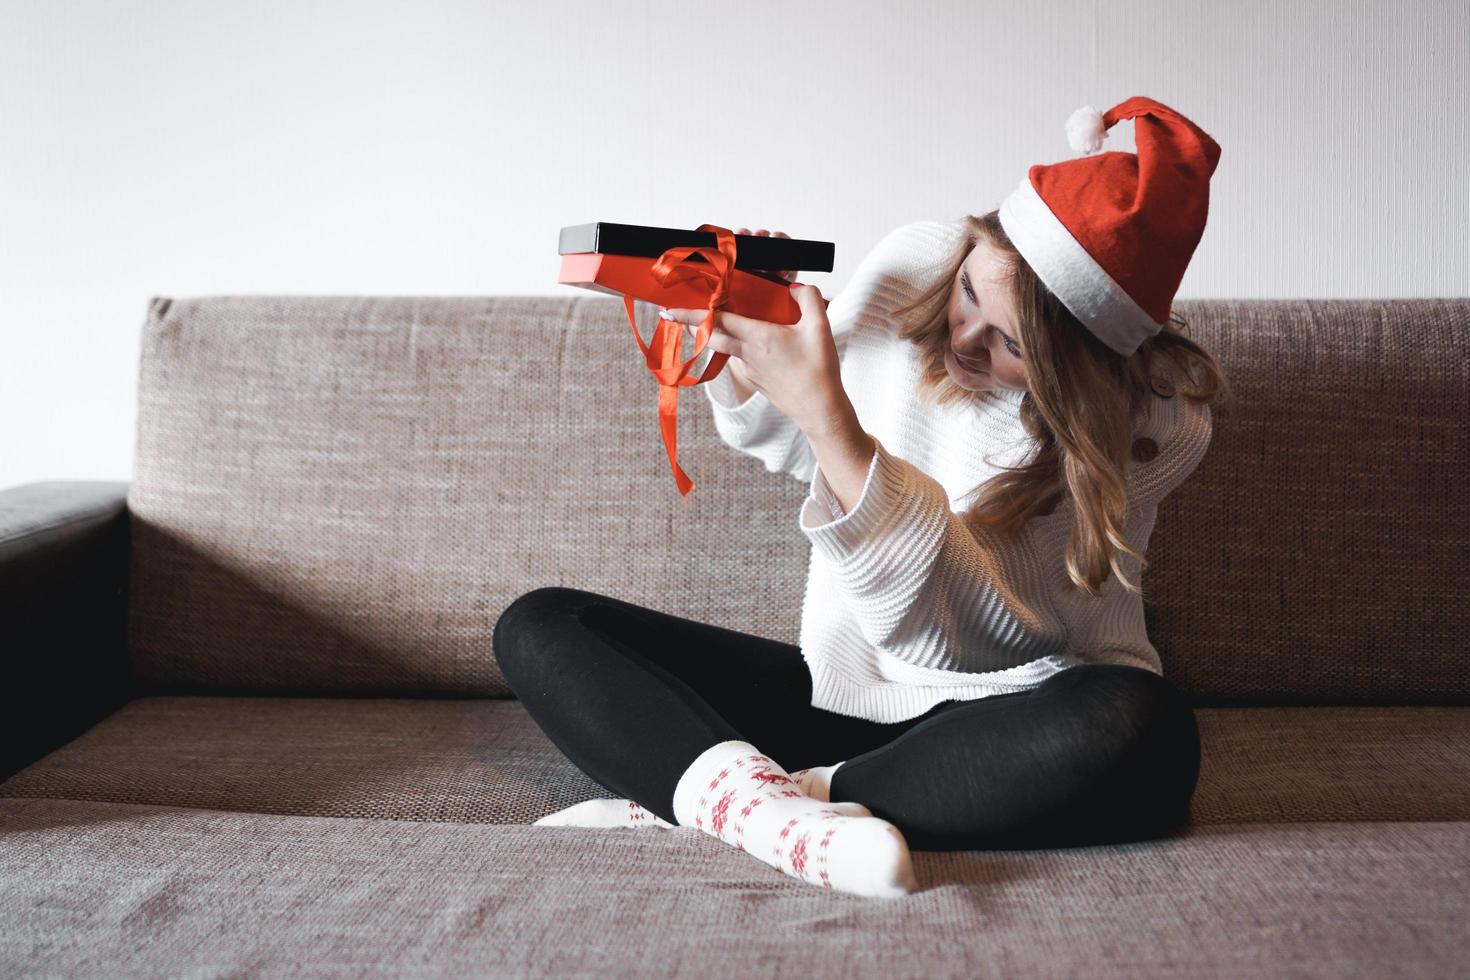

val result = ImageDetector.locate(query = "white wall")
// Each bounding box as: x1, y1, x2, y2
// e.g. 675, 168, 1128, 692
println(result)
2, 0, 1466, 488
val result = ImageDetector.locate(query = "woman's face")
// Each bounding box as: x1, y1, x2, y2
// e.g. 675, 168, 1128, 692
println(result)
943, 239, 1029, 393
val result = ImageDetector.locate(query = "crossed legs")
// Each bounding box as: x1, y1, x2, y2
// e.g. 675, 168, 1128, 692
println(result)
493, 586, 1200, 851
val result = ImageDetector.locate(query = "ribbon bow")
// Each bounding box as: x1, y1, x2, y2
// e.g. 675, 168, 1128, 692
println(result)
621, 223, 739, 496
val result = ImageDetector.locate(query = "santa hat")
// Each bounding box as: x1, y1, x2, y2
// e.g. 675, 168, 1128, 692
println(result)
997, 96, 1222, 357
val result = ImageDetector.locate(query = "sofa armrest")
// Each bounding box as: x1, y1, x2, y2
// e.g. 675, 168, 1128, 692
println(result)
0, 481, 136, 781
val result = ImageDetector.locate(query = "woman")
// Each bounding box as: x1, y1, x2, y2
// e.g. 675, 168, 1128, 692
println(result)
495, 97, 1232, 899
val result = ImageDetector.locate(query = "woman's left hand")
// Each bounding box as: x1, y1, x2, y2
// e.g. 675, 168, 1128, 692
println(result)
659, 283, 853, 437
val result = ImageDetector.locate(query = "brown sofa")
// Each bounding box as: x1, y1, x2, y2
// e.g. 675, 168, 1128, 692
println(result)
2, 294, 1466, 977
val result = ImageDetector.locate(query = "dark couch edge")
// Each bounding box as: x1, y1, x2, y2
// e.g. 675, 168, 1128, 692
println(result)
0, 480, 138, 781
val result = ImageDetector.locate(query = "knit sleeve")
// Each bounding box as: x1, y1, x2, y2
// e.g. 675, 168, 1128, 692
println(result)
798, 435, 1059, 666
703, 218, 966, 484
1130, 394, 1213, 508
701, 368, 814, 478
700, 272, 869, 481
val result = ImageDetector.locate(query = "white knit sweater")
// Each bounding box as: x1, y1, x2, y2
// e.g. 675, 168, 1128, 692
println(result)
702, 217, 1214, 723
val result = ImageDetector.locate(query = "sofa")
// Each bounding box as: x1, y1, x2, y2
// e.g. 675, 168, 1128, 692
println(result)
2, 293, 1466, 978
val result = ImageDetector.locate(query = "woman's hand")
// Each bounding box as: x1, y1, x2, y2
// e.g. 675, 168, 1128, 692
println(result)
708, 229, 802, 398
659, 280, 852, 438
709, 333, 759, 401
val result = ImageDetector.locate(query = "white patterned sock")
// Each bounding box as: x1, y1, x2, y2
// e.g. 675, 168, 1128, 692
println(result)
789, 761, 845, 802
672, 740, 916, 899
533, 798, 676, 829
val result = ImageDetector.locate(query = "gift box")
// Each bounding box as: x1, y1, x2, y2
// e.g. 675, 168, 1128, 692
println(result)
556, 222, 835, 496
557, 250, 803, 323
558, 221, 834, 274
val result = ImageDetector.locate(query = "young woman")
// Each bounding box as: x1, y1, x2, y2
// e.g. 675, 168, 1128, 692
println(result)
495, 97, 1231, 899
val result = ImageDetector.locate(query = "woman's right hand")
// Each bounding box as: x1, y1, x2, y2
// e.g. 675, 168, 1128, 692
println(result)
714, 347, 758, 399
665, 227, 808, 401
689, 319, 757, 398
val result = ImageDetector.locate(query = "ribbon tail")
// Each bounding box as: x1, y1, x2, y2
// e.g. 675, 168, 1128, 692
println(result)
657, 313, 695, 494
624, 294, 652, 360
657, 381, 694, 495
624, 295, 697, 494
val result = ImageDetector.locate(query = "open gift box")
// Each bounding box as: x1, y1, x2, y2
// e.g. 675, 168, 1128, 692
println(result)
557, 222, 835, 495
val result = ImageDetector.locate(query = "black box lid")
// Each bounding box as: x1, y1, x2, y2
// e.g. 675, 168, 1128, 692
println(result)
558, 222, 834, 273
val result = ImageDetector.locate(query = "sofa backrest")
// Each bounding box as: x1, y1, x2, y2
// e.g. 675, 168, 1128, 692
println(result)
1145, 298, 1467, 704
127, 295, 1468, 704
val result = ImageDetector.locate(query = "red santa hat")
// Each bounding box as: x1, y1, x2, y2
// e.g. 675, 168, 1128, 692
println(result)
997, 96, 1222, 357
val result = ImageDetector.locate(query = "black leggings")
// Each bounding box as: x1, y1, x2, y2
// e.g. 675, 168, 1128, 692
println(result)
493, 586, 1202, 851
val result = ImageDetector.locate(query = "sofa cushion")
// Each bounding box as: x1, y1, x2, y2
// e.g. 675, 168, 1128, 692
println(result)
2, 796, 1465, 977
130, 296, 1470, 703
2, 696, 1467, 827
0, 695, 607, 825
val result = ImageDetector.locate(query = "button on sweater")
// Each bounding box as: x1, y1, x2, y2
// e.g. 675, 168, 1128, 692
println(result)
702, 217, 1213, 723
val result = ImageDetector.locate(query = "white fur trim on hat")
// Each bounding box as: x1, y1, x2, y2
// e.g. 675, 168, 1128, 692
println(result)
997, 174, 1163, 357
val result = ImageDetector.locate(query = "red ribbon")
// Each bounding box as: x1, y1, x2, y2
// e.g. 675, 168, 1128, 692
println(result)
621, 223, 739, 496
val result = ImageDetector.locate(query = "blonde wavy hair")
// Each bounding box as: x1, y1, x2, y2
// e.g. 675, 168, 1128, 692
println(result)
890, 210, 1233, 600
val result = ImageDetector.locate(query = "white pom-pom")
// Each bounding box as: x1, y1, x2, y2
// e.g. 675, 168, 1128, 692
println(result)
1066, 105, 1108, 156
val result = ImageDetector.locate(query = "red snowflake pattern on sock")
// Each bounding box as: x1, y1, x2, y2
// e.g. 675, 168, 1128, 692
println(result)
695, 763, 742, 831
709, 788, 737, 838
790, 832, 811, 877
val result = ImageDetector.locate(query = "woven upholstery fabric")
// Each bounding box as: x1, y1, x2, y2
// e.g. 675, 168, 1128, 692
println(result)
2, 696, 1467, 827
1146, 299, 1468, 702
3, 798, 1467, 977
0, 697, 606, 826
128, 296, 1469, 702
129, 295, 811, 698
1188, 705, 1470, 823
